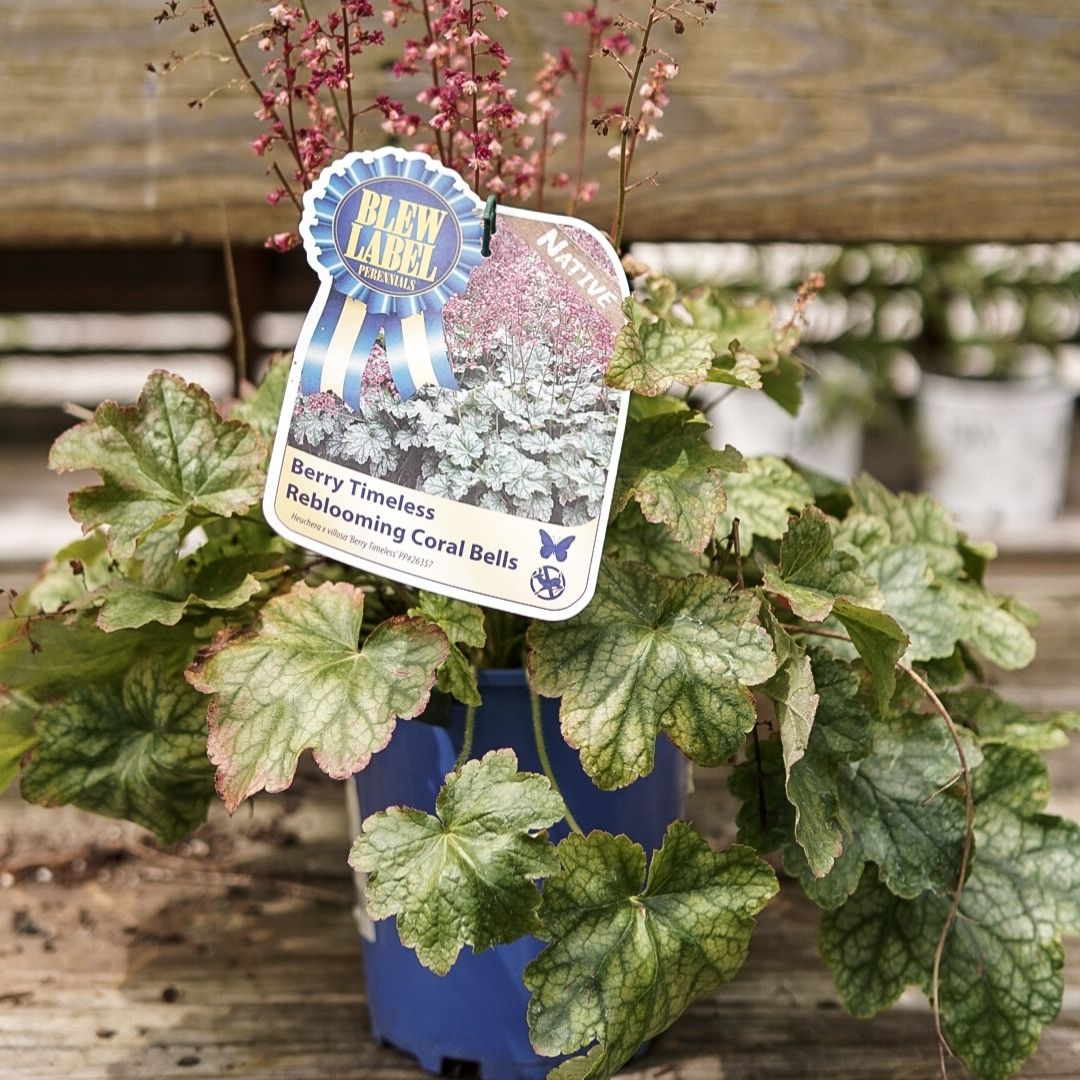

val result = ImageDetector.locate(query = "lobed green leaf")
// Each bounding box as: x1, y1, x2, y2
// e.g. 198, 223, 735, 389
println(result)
763, 507, 882, 623
822, 744, 1080, 1080
188, 581, 449, 812
350, 749, 565, 975
20, 655, 214, 844
612, 413, 743, 555
606, 300, 716, 396
49, 371, 266, 581
715, 455, 814, 552
0, 691, 39, 793
409, 591, 487, 706
526, 824, 778, 1080
529, 563, 776, 789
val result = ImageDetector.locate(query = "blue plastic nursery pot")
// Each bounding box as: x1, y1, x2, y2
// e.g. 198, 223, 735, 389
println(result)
351, 668, 688, 1080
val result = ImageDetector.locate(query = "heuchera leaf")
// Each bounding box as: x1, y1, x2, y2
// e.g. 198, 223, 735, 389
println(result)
733, 705, 981, 908
604, 504, 710, 578
409, 590, 486, 648
762, 507, 883, 621
525, 824, 778, 1080
760, 351, 805, 415
606, 299, 716, 396
408, 591, 487, 707
95, 533, 285, 631
832, 511, 892, 560
350, 749, 565, 975
20, 655, 214, 844
826, 711, 981, 901
188, 581, 449, 812
626, 393, 689, 421
848, 475, 963, 578
0, 691, 38, 793
864, 544, 964, 662
612, 413, 744, 555
940, 685, 1080, 754
49, 371, 266, 579
0, 611, 197, 695
831, 599, 908, 714
783, 653, 871, 880
821, 744, 1080, 1080
759, 608, 819, 786
731, 650, 874, 889
709, 342, 763, 390
528, 563, 777, 789
938, 578, 1037, 671
715, 455, 814, 550
230, 354, 291, 441
11, 532, 115, 616
681, 289, 780, 368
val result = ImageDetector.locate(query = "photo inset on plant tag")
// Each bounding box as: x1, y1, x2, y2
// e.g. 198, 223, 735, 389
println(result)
286, 214, 624, 528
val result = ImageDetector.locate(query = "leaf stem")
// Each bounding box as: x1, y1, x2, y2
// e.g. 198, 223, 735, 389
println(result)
455, 703, 477, 771
751, 724, 768, 833
529, 686, 584, 836
899, 662, 975, 1079
714, 517, 743, 587
792, 625, 851, 642
731, 516, 745, 590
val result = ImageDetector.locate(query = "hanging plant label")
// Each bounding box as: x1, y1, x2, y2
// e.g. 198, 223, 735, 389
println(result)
263, 148, 630, 620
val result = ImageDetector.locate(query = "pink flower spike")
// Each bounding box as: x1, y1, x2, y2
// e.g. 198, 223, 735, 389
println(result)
265, 231, 301, 252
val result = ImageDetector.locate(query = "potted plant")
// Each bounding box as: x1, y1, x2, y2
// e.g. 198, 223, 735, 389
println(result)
915, 244, 1080, 531
3, 4, 1080, 1080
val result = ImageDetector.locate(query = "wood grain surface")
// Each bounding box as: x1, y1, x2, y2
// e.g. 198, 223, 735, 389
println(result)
2, 553, 1080, 1079
3, 1, 1079, 246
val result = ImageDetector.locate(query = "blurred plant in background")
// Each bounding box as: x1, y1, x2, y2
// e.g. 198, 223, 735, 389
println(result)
632, 240, 1080, 491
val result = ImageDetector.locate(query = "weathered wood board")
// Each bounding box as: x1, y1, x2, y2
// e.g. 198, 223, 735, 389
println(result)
3, 1, 1079, 246
2, 554, 1080, 1079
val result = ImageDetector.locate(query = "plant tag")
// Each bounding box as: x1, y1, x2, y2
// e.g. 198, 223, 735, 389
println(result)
264, 148, 630, 621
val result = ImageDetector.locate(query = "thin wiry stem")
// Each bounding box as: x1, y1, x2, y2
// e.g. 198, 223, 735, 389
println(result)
568, 22, 598, 217
793, 621, 976, 1079
611, 1, 660, 249
421, 0, 449, 165
340, 0, 357, 151
468, 0, 482, 193
530, 687, 584, 836
900, 662, 975, 1080
221, 221, 246, 394
205, 0, 305, 185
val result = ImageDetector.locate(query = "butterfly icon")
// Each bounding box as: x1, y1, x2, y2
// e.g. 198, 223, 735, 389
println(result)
539, 529, 576, 563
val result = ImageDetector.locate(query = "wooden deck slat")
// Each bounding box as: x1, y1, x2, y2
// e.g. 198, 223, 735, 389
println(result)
3, 1, 1080, 245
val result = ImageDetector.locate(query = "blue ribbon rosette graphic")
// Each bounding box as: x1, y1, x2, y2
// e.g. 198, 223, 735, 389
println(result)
298, 149, 485, 405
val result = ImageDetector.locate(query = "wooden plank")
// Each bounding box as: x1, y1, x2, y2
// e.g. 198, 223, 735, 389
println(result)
4, 754, 1080, 1080
2, 2, 1079, 245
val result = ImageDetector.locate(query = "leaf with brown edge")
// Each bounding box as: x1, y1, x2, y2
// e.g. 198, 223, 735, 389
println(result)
187, 581, 449, 812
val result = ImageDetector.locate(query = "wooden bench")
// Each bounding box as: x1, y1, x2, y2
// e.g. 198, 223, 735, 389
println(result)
4, 1, 1080, 246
